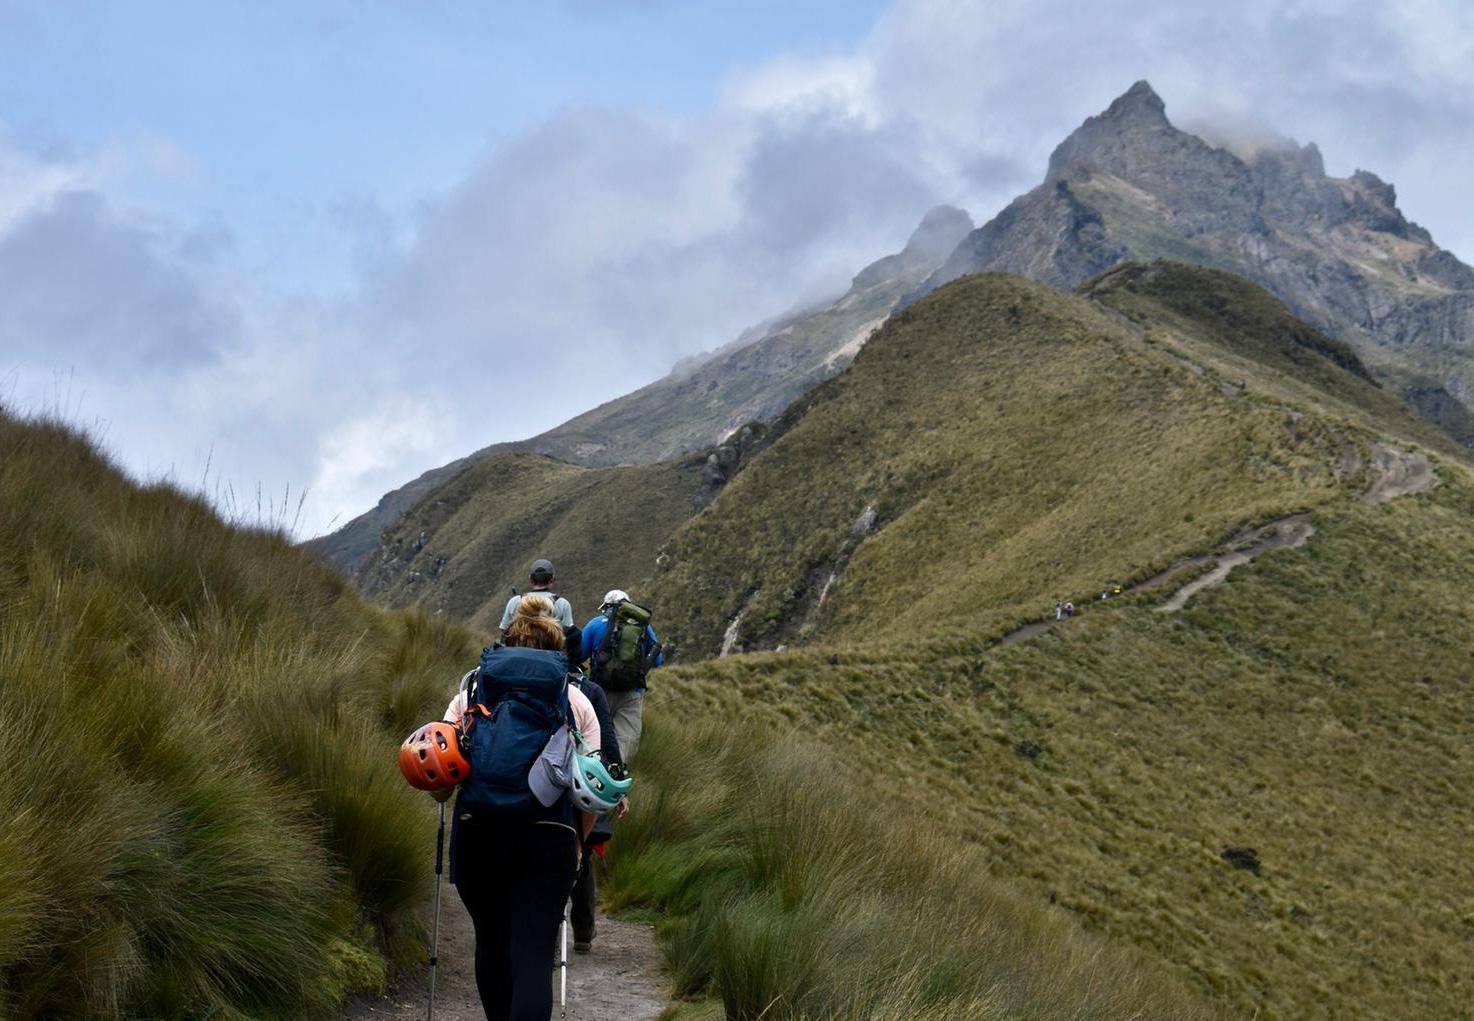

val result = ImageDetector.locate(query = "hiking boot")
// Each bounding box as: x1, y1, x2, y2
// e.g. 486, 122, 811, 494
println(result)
574, 939, 592, 954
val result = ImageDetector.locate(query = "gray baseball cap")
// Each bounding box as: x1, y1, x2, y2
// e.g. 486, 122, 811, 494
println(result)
529, 558, 555, 578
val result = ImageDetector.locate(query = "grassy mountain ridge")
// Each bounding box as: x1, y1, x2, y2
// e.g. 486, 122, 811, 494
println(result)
310, 206, 973, 573
354, 447, 713, 631
600, 715, 1230, 1021
623, 258, 1474, 1018
0, 408, 473, 1019
648, 262, 1450, 660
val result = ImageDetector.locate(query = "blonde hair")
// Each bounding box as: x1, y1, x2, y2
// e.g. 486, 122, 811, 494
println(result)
504, 594, 565, 651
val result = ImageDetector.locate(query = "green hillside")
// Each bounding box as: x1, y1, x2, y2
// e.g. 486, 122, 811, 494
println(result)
648, 263, 1460, 659
646, 478, 1474, 1020
0, 409, 472, 1020
612, 262, 1474, 1019
354, 448, 711, 632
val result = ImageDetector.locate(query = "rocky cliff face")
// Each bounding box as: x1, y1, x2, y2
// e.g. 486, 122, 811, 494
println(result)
309, 205, 973, 572
916, 80, 1474, 444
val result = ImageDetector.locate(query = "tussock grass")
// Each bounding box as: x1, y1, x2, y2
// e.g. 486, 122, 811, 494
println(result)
605, 718, 1226, 1020
0, 408, 474, 1019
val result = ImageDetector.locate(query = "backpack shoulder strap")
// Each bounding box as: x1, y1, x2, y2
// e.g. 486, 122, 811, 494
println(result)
593, 610, 619, 663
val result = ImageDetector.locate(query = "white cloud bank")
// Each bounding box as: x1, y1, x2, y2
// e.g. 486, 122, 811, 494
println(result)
3, 0, 1472, 536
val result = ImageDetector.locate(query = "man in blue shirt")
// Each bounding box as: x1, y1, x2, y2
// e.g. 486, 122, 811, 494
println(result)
579, 589, 661, 761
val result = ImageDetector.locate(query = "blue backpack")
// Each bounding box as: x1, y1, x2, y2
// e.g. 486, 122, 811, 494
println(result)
455, 645, 572, 824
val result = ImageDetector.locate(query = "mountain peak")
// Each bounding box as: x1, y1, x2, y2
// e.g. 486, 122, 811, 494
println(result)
1105, 80, 1168, 124
1047, 79, 1175, 179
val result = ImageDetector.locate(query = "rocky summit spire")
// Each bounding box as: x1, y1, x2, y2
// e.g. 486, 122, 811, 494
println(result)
1103, 80, 1168, 125
1046, 79, 1176, 180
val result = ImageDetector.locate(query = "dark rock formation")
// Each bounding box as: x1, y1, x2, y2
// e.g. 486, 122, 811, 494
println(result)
1220, 846, 1262, 874
693, 422, 767, 511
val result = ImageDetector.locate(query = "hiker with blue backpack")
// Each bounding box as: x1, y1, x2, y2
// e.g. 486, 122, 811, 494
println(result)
399, 594, 629, 1021
579, 589, 662, 762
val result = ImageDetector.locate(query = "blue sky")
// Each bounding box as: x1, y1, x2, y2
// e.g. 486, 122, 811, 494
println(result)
2, 0, 1472, 536
0, 1, 892, 290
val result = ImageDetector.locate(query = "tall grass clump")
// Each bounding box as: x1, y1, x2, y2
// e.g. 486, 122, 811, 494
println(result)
0, 408, 476, 1019
604, 715, 1225, 1021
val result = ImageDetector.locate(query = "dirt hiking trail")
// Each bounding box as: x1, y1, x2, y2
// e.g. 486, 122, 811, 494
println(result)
1154, 516, 1314, 613
995, 441, 1439, 644
341, 892, 666, 1021
1364, 442, 1439, 503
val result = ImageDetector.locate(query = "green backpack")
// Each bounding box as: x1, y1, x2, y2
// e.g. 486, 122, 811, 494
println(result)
591, 600, 661, 692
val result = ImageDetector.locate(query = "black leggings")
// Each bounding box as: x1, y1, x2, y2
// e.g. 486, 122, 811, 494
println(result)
570, 846, 597, 943
453, 820, 579, 1021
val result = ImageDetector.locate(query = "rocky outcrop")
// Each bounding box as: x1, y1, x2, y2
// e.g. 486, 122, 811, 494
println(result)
693, 422, 767, 512
913, 80, 1474, 445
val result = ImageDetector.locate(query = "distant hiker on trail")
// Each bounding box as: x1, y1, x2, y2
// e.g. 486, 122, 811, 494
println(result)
440, 595, 602, 1021
1064, 600, 1075, 618
500, 558, 574, 633
1113, 581, 1122, 597
580, 589, 662, 762
1054, 599, 1063, 621
569, 667, 629, 955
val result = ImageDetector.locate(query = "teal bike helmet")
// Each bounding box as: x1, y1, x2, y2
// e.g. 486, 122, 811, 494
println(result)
568, 730, 632, 813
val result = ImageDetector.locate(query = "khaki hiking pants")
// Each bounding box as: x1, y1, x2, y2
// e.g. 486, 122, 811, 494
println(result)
605, 689, 644, 762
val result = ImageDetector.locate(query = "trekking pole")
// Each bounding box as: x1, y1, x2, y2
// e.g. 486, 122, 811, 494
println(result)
559, 898, 569, 1019
428, 799, 446, 1021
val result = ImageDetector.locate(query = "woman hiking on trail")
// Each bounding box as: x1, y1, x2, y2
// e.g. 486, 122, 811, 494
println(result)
437, 595, 601, 1021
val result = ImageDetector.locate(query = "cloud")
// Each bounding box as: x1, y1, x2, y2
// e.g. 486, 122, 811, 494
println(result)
310, 399, 453, 527
722, 54, 878, 125
0, 190, 233, 370
356, 98, 952, 451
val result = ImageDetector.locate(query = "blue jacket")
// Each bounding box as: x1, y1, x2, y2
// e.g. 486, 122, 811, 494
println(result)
579, 613, 662, 689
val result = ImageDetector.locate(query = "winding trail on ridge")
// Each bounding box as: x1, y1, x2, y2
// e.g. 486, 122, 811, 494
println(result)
1153, 516, 1314, 613
995, 443, 1439, 645
340, 891, 666, 1021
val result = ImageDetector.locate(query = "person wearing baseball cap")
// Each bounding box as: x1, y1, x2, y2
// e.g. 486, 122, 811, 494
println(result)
499, 557, 574, 634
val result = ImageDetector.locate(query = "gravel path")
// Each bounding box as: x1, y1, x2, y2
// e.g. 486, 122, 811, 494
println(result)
341, 887, 666, 1021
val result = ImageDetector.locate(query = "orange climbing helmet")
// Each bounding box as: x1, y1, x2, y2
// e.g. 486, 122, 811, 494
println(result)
398, 721, 469, 791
